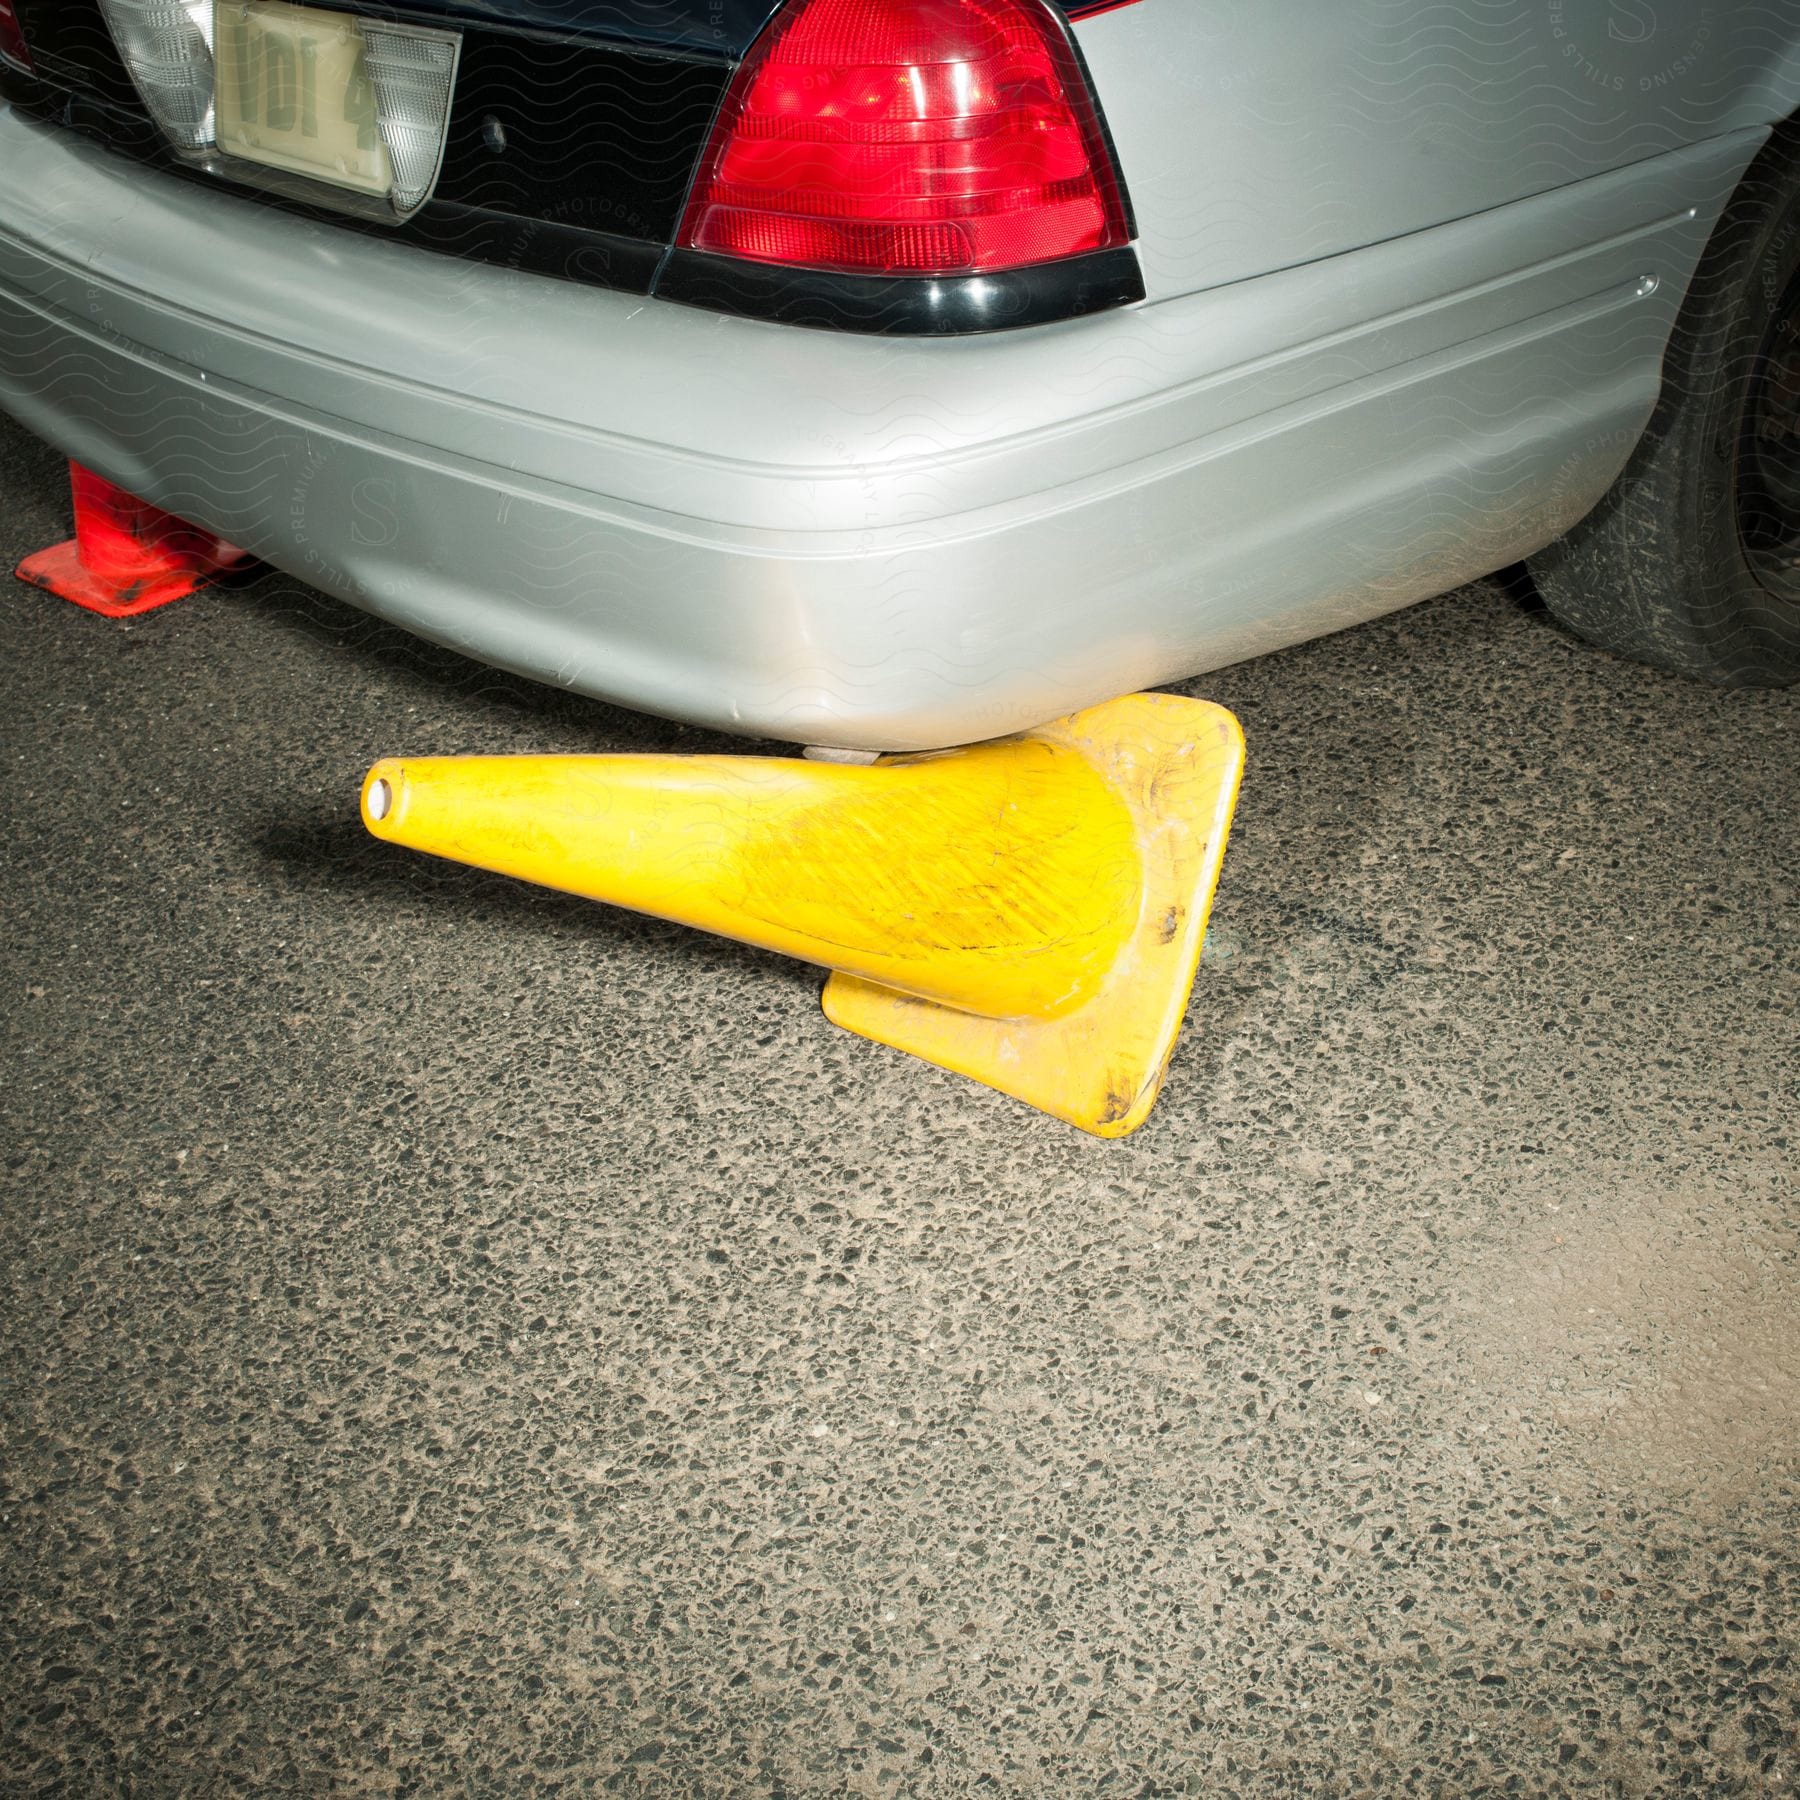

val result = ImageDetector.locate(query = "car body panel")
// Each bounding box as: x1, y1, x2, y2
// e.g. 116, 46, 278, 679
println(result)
1083, 0, 1800, 302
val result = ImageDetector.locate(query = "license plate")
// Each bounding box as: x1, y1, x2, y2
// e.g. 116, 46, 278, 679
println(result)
213, 0, 392, 199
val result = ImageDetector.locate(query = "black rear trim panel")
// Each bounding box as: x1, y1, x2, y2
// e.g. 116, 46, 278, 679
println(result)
434, 29, 726, 244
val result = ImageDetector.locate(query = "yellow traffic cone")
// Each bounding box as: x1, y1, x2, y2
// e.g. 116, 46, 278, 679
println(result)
359, 693, 1244, 1137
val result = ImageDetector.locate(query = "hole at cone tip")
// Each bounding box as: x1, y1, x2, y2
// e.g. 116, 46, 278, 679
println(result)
367, 777, 393, 822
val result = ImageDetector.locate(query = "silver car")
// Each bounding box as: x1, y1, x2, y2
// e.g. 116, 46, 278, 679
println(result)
1, 0, 1796, 750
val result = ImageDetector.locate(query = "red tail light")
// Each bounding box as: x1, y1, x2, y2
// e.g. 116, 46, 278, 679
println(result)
0, 0, 33, 72
677, 0, 1132, 279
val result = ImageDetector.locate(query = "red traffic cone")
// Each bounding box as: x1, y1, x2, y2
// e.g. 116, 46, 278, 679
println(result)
16, 461, 255, 618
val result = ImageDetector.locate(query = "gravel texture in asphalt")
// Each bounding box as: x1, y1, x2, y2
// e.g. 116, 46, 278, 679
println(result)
2, 410, 1796, 1794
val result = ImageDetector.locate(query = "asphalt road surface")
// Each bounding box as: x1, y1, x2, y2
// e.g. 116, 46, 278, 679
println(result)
3, 408, 1796, 1795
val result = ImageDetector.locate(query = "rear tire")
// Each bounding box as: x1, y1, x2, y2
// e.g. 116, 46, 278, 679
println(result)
1527, 121, 1800, 686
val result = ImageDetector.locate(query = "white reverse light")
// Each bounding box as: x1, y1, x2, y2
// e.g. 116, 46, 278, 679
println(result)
96, 0, 216, 149
358, 24, 459, 214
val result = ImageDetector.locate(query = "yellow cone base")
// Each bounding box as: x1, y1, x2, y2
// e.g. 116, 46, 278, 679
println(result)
824, 695, 1244, 1138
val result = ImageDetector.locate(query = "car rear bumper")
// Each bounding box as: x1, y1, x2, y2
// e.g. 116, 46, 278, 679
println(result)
0, 105, 1764, 749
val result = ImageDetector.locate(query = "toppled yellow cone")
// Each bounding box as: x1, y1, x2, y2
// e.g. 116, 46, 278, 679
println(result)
360, 693, 1243, 1137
